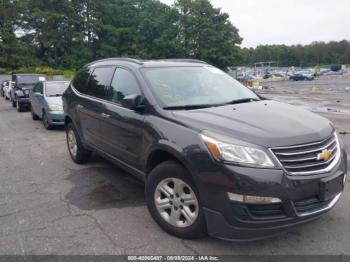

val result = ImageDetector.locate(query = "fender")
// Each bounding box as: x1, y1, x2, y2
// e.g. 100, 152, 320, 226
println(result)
144, 141, 199, 183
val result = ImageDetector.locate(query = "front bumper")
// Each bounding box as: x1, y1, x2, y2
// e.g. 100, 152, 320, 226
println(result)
46, 111, 65, 125
196, 149, 347, 241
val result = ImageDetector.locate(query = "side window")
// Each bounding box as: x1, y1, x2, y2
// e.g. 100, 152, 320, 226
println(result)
72, 68, 91, 94
38, 83, 43, 94
32, 83, 39, 92
85, 67, 114, 100
108, 68, 141, 104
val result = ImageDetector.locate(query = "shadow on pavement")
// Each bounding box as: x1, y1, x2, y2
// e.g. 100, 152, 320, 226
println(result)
64, 157, 145, 210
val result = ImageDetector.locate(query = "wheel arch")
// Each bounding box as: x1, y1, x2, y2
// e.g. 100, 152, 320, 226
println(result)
145, 145, 198, 184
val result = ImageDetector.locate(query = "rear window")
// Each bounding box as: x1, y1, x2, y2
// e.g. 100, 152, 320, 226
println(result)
85, 67, 115, 100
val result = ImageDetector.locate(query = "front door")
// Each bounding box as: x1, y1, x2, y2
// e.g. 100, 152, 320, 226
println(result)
31, 82, 44, 116
99, 67, 145, 170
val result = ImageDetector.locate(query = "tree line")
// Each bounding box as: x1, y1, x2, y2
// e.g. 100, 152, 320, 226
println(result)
1, 0, 349, 74
240, 41, 350, 67
0, 0, 241, 72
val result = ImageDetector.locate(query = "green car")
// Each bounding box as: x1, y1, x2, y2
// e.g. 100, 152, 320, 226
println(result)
30, 81, 70, 129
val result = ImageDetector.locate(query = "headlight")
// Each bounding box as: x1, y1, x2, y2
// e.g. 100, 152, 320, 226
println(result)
201, 134, 275, 168
48, 104, 63, 111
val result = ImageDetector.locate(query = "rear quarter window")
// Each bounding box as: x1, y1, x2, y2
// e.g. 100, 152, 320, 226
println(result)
72, 69, 91, 94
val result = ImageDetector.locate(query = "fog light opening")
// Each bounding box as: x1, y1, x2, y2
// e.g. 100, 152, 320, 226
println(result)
227, 192, 282, 204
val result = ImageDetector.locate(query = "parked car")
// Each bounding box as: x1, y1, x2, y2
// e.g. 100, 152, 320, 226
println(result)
2, 81, 13, 100
289, 73, 314, 81
0, 81, 7, 97
10, 73, 46, 112
30, 81, 70, 129
63, 58, 347, 241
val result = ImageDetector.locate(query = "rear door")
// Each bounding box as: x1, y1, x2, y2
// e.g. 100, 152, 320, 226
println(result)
99, 67, 145, 170
74, 67, 115, 149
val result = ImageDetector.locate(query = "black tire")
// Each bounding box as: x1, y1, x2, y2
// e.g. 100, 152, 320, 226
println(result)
31, 106, 39, 120
42, 111, 52, 130
16, 100, 23, 112
145, 161, 206, 239
66, 122, 91, 164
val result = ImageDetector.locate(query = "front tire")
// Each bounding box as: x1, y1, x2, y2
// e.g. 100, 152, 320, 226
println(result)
66, 122, 91, 164
42, 111, 52, 130
31, 106, 39, 120
16, 100, 23, 112
145, 161, 206, 239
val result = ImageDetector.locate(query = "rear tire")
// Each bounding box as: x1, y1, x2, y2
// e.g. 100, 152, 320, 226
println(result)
145, 161, 206, 239
66, 122, 91, 164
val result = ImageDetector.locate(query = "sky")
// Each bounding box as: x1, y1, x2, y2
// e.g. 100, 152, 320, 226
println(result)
160, 0, 350, 48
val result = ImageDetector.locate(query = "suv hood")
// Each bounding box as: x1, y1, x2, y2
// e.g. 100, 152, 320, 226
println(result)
171, 100, 333, 148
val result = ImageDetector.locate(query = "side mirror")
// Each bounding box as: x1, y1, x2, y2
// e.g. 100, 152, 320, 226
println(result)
121, 94, 145, 111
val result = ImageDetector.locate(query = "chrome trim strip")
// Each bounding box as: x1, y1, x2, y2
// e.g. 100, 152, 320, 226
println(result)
274, 139, 336, 156
269, 132, 341, 176
297, 193, 342, 217
279, 156, 317, 163
284, 154, 336, 169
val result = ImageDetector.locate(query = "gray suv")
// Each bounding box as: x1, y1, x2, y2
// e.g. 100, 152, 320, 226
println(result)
62, 58, 347, 241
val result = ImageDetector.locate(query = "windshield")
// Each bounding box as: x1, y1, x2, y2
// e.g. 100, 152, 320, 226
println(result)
45, 82, 69, 97
142, 66, 259, 108
17, 75, 46, 84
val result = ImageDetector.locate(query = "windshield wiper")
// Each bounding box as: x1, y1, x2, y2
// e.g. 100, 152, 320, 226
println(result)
224, 98, 260, 105
49, 94, 62, 97
163, 104, 217, 110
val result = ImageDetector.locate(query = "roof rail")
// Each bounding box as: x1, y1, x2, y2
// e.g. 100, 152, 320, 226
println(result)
159, 59, 208, 64
86, 57, 144, 66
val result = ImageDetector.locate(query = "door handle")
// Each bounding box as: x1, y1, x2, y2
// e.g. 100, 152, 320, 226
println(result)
101, 113, 110, 118
77, 104, 84, 109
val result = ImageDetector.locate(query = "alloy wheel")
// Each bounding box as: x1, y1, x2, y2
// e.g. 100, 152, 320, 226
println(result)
154, 178, 199, 228
67, 129, 78, 158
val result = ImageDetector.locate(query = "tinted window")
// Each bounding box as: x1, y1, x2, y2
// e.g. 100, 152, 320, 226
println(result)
45, 82, 70, 97
108, 68, 141, 104
86, 67, 114, 99
73, 69, 91, 94
33, 82, 43, 94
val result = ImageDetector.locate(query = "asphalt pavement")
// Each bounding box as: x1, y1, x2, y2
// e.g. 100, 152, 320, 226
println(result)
0, 94, 349, 255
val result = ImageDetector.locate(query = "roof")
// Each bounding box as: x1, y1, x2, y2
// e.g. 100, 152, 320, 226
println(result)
85, 58, 208, 68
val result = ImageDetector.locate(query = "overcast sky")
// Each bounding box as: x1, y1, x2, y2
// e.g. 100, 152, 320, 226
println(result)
160, 0, 350, 48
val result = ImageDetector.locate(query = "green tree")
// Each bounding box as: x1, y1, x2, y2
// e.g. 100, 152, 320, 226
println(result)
174, 0, 242, 69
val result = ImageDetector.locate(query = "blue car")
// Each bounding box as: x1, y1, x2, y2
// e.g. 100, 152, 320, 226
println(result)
289, 73, 314, 81
30, 81, 70, 129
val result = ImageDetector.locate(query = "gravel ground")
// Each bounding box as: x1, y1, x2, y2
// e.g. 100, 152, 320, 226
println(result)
0, 78, 349, 255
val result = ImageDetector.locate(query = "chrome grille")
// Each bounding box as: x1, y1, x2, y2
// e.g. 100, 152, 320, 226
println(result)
271, 133, 340, 175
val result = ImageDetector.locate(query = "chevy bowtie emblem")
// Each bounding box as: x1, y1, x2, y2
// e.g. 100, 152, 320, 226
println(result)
317, 149, 332, 161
